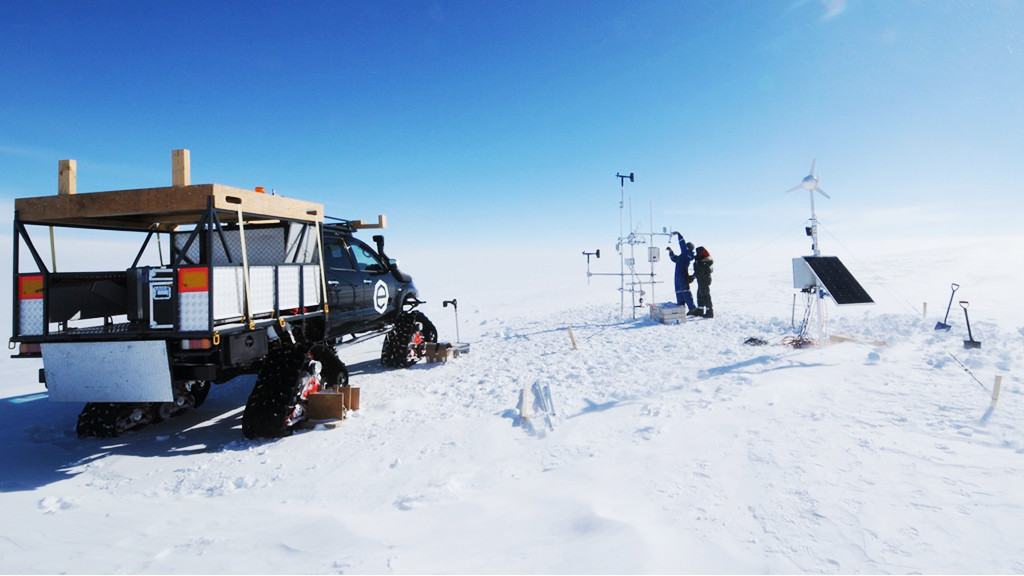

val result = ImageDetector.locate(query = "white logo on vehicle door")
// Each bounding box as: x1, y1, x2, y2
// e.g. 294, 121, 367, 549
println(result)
374, 280, 389, 314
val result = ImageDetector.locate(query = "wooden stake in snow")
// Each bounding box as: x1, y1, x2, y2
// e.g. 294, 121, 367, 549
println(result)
922, 302, 927, 320
518, 386, 532, 421
992, 375, 1003, 407
567, 326, 578, 350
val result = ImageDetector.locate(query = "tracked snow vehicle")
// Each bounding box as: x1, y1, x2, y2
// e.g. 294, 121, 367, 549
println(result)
10, 150, 436, 438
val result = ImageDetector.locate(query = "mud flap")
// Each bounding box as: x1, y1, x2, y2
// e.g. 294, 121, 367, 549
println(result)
42, 341, 174, 402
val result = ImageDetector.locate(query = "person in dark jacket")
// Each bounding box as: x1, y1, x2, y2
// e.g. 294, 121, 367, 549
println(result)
666, 232, 696, 310
692, 245, 714, 318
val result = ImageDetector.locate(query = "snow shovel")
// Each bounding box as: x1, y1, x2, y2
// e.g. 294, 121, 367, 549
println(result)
443, 299, 460, 342
443, 299, 470, 356
960, 300, 981, 349
934, 283, 959, 331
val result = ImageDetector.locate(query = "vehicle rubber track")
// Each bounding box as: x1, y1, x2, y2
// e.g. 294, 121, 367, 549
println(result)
309, 342, 348, 388
381, 310, 437, 368
77, 402, 152, 438
76, 380, 211, 438
242, 344, 312, 439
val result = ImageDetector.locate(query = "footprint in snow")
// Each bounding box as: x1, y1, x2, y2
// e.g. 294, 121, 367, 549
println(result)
38, 496, 73, 514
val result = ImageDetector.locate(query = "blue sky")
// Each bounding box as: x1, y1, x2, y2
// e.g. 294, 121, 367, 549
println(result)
2, 1, 1022, 254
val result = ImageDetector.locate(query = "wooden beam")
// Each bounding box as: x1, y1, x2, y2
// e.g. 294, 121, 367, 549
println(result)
172, 149, 191, 187
15, 183, 324, 230
352, 214, 387, 230
829, 334, 888, 347
58, 159, 76, 196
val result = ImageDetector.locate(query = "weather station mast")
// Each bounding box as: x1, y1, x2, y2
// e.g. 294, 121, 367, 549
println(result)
581, 172, 674, 319
616, 171, 633, 315
786, 159, 830, 343
786, 159, 873, 345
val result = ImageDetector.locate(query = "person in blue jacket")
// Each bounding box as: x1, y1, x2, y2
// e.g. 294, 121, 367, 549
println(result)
665, 232, 697, 310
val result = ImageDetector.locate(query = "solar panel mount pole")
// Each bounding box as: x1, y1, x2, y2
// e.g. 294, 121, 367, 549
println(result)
809, 190, 821, 257
802, 171, 825, 341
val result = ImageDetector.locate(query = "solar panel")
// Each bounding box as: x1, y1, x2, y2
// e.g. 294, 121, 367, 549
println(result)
801, 256, 873, 305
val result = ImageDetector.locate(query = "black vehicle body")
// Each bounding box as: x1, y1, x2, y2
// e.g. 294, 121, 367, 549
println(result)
10, 170, 435, 438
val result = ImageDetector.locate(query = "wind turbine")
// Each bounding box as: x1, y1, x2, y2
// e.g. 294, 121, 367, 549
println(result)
785, 159, 872, 347
786, 159, 829, 256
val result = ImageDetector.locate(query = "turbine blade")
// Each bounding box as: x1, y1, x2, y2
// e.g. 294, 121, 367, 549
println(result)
809, 158, 816, 176
815, 186, 830, 199
784, 184, 802, 193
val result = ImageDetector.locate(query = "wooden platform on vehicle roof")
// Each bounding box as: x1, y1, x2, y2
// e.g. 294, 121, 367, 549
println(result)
14, 183, 324, 231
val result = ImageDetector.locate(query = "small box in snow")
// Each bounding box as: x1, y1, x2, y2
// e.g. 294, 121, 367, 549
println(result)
426, 342, 454, 363
307, 386, 359, 420
425, 342, 469, 363
650, 302, 688, 325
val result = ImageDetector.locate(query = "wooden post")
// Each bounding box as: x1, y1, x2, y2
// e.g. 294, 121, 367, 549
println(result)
518, 386, 532, 421
53, 158, 75, 271
922, 302, 927, 320
58, 159, 76, 195
567, 325, 578, 350
172, 149, 191, 187
992, 375, 1003, 406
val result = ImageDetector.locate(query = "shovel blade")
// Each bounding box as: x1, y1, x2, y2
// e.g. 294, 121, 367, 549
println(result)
964, 340, 982, 349
934, 322, 952, 331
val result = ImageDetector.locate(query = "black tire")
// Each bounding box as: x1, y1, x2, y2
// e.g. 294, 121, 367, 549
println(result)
381, 310, 437, 368
242, 345, 312, 439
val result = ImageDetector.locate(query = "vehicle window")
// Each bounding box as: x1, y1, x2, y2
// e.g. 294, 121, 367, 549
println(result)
324, 240, 355, 269
349, 240, 386, 272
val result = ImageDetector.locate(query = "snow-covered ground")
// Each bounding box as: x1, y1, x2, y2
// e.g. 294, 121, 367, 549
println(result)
1, 233, 1022, 574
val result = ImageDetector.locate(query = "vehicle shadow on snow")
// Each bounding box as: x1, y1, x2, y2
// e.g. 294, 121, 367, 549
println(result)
1, 353, 409, 492
344, 358, 391, 378
0, 376, 272, 493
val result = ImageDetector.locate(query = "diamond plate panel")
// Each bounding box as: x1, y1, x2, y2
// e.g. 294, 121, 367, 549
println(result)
303, 265, 322, 305
249, 266, 276, 315
278, 266, 301, 310
19, 299, 44, 336
179, 291, 210, 331
213, 266, 245, 320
